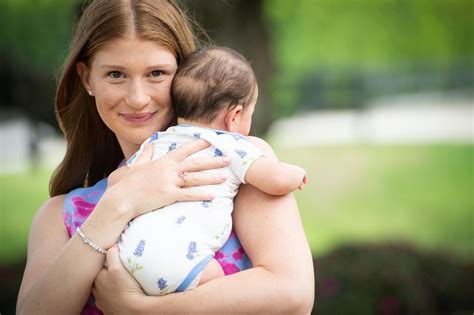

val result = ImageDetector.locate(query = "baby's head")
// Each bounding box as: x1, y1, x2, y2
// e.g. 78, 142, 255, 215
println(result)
171, 46, 257, 136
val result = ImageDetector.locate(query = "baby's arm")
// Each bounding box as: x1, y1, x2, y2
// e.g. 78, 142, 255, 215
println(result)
244, 136, 307, 195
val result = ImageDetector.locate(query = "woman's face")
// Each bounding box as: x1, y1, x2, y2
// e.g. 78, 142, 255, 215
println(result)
77, 36, 177, 158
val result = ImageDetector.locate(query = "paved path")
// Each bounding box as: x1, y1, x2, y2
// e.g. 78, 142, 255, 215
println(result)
268, 96, 473, 146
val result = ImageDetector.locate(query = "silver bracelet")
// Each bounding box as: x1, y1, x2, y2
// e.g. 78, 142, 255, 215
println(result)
76, 227, 107, 254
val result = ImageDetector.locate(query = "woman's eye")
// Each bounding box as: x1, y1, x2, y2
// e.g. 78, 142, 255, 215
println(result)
150, 70, 163, 77
108, 71, 123, 79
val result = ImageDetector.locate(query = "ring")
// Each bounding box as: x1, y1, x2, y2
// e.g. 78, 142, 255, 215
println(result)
178, 171, 189, 188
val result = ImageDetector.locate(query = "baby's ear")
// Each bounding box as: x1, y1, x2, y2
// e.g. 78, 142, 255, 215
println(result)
224, 105, 243, 132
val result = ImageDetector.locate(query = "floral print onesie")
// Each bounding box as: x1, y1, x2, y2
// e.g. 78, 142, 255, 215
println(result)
119, 125, 263, 295
64, 151, 253, 313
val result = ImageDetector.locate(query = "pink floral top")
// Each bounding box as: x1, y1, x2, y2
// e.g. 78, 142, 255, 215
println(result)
64, 177, 252, 314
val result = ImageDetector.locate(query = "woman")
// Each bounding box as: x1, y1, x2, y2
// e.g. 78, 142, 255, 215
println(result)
16, 0, 314, 314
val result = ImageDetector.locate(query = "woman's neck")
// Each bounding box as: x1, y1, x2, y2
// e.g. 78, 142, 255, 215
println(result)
118, 140, 141, 160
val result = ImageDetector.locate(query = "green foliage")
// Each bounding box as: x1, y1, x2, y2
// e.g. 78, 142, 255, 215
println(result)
0, 0, 75, 70
314, 243, 474, 314
264, 0, 474, 115
0, 169, 52, 263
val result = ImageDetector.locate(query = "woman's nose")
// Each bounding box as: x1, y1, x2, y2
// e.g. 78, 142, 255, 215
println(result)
126, 80, 151, 109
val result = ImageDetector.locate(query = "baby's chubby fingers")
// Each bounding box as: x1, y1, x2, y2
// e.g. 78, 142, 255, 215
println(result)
298, 174, 308, 190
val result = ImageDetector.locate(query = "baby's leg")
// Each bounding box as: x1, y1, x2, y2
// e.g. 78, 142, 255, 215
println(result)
199, 258, 225, 285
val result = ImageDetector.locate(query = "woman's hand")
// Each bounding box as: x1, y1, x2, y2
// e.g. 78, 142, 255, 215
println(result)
93, 245, 145, 314
83, 138, 230, 251
103, 139, 230, 220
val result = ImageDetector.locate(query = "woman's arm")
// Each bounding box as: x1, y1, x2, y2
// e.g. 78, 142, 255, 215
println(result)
165, 189, 314, 314
94, 145, 315, 314
16, 189, 140, 314
16, 195, 109, 314
17, 140, 230, 314
94, 186, 314, 314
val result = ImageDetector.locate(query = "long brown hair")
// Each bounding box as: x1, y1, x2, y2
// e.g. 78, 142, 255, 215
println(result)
50, 0, 198, 196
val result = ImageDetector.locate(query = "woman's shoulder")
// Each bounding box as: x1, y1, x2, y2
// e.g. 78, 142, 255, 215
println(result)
37, 194, 66, 214
31, 194, 67, 235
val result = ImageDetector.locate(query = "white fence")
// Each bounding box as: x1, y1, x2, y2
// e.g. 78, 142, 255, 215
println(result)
268, 94, 473, 146
0, 118, 65, 174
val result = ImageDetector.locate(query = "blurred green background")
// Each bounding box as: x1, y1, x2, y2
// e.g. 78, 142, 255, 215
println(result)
0, 0, 473, 314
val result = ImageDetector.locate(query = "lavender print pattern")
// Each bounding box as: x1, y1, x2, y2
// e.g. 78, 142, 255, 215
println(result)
127, 240, 145, 274
234, 149, 247, 159
133, 240, 145, 256
201, 200, 212, 208
231, 134, 244, 141
157, 277, 168, 290
168, 143, 177, 151
176, 216, 186, 224
186, 241, 198, 260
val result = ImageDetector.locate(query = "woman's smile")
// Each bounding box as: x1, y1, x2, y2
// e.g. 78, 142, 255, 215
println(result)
120, 111, 157, 125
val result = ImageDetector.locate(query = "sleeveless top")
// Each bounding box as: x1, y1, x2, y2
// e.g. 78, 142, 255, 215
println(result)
64, 177, 252, 314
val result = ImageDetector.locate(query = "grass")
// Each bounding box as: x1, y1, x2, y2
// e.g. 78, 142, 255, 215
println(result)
0, 169, 52, 263
0, 144, 472, 263
276, 144, 473, 258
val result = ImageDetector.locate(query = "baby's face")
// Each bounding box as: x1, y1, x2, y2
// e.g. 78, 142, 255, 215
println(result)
236, 85, 258, 136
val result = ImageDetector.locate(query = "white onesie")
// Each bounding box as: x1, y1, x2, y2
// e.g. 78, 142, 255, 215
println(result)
118, 125, 263, 295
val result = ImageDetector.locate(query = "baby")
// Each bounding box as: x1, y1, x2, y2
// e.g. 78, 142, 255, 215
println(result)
116, 46, 307, 295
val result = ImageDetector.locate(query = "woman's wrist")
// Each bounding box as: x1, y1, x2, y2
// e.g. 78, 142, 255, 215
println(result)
134, 294, 167, 315
81, 191, 134, 249
131, 295, 152, 315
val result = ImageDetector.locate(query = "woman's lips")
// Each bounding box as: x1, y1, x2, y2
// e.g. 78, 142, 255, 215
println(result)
120, 112, 156, 125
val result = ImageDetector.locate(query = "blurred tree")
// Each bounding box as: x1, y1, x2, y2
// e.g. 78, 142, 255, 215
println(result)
0, 0, 75, 126
180, 0, 274, 135
264, 0, 474, 115
3, 0, 471, 126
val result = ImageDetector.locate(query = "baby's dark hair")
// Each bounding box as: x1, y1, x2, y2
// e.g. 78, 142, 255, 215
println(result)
171, 46, 257, 123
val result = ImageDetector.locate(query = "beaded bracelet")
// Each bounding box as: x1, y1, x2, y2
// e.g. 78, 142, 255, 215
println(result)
76, 227, 107, 254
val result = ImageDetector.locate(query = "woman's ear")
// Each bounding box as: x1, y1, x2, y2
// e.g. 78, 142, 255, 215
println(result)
224, 105, 243, 132
76, 62, 93, 95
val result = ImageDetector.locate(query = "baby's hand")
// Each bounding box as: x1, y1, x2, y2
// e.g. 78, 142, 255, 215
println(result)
298, 174, 308, 190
